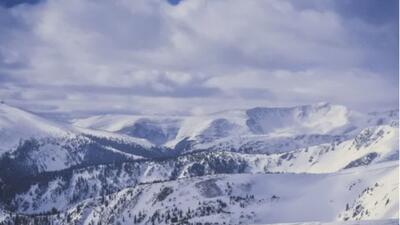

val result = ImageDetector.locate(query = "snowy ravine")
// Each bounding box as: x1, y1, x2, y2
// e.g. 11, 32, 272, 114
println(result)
0, 102, 398, 225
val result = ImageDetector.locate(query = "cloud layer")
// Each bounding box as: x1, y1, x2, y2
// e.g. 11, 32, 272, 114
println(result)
0, 0, 398, 117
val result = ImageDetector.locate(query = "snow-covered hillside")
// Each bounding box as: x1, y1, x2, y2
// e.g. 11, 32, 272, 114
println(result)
73, 115, 183, 146
0, 103, 156, 150
264, 219, 399, 225
1, 161, 397, 225
0, 103, 70, 154
7, 121, 398, 214
0, 102, 398, 225
73, 103, 398, 154
0, 103, 172, 207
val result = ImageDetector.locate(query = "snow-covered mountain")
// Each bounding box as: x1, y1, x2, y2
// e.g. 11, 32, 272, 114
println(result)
73, 103, 398, 154
0, 103, 170, 192
0, 102, 398, 225
5, 121, 397, 214
73, 114, 183, 146
0, 103, 155, 154
1, 161, 397, 225
0, 104, 71, 154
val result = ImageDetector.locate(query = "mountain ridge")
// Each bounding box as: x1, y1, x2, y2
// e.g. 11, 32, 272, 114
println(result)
0, 102, 398, 225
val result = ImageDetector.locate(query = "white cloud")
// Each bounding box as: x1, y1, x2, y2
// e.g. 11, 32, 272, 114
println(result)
206, 68, 398, 110
0, 0, 397, 116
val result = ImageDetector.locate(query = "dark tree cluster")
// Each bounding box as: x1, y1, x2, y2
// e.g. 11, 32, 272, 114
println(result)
229, 194, 255, 208
0, 214, 53, 225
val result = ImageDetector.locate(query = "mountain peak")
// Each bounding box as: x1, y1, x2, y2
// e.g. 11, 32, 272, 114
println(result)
0, 103, 69, 152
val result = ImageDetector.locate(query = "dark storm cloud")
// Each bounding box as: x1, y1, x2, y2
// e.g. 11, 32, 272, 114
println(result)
0, 0, 41, 8
333, 0, 398, 25
290, 0, 398, 80
290, 0, 398, 25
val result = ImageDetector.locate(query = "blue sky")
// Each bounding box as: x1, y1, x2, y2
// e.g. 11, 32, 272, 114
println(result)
0, 0, 398, 117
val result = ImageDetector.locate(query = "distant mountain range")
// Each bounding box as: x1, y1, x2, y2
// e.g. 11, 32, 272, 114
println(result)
0, 102, 398, 225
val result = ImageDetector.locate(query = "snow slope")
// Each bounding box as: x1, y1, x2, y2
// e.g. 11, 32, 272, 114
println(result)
6, 161, 395, 225
0, 104, 161, 177
73, 115, 182, 146
9, 121, 398, 214
264, 219, 398, 225
257, 124, 399, 173
0, 103, 71, 153
73, 103, 398, 154
0, 103, 397, 225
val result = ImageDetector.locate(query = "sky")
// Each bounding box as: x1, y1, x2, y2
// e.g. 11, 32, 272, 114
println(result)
0, 0, 398, 118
